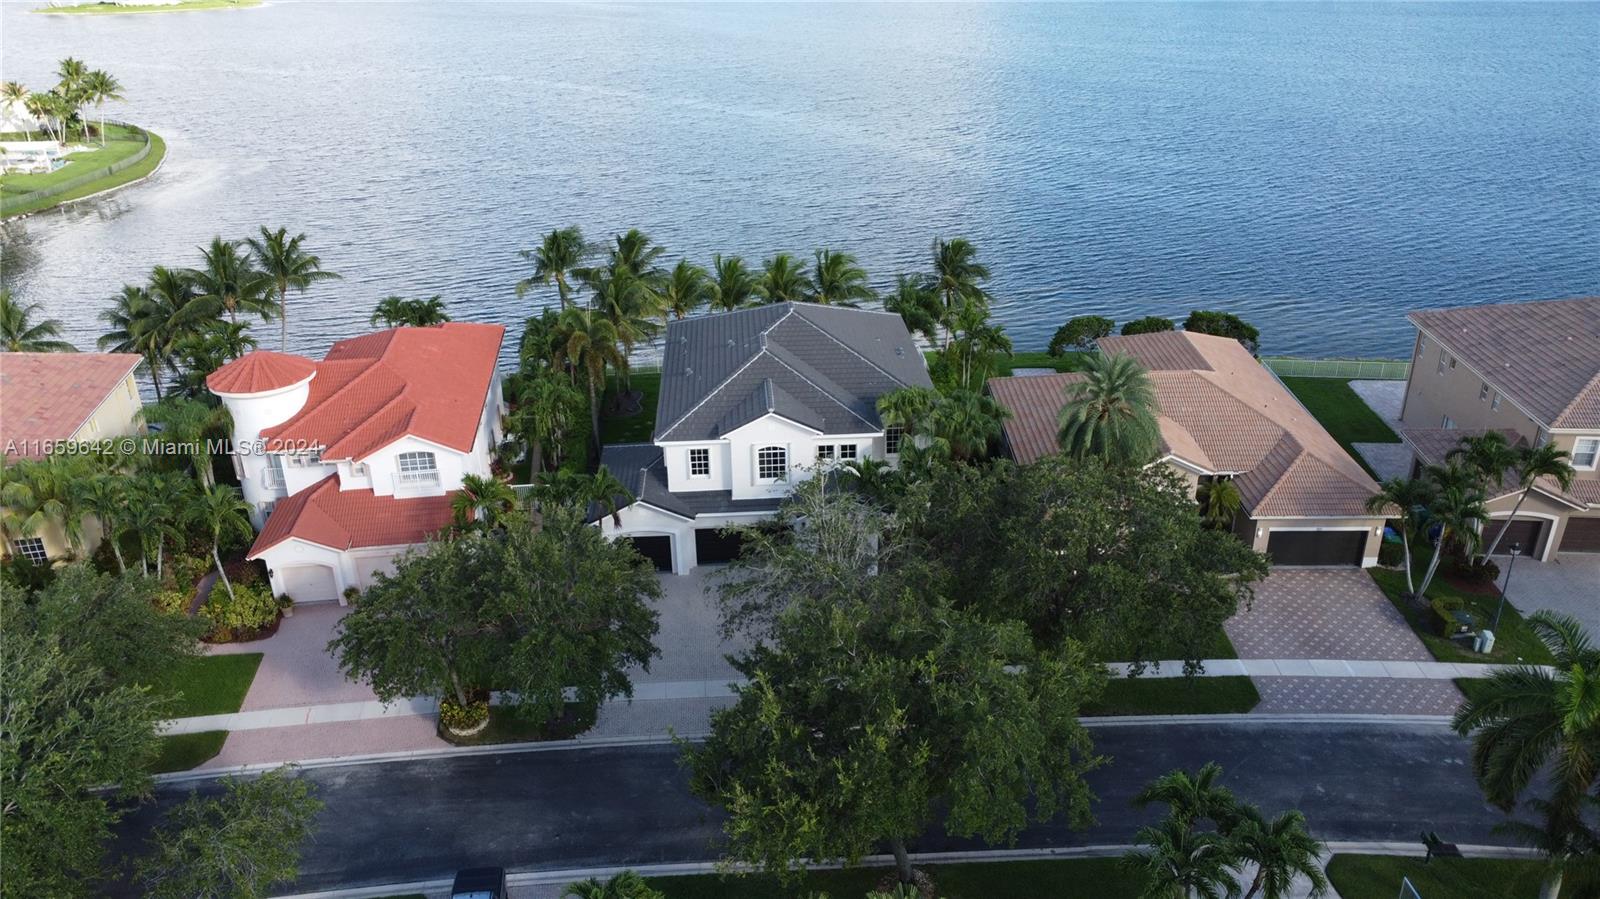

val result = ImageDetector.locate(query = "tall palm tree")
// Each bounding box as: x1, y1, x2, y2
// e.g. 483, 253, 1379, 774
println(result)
945, 299, 1012, 389
809, 249, 874, 306
1229, 806, 1328, 899
755, 252, 813, 304
1481, 443, 1577, 559
562, 870, 663, 899
245, 226, 340, 351
607, 228, 666, 282
1365, 476, 1435, 597
55, 57, 88, 138
0, 455, 92, 560
583, 268, 660, 361
518, 226, 588, 308
1199, 479, 1243, 530
929, 389, 1009, 461
931, 237, 990, 348
1134, 762, 1239, 829
884, 272, 941, 345
1415, 482, 1489, 600
3, 81, 32, 139
79, 468, 130, 573
99, 284, 167, 398
1448, 430, 1520, 492
555, 307, 626, 454
0, 290, 75, 352
1121, 815, 1240, 899
838, 457, 901, 506
188, 236, 274, 326
23, 92, 59, 143
585, 467, 634, 528
142, 396, 229, 488
451, 474, 518, 530
875, 386, 942, 448
191, 483, 252, 602
707, 254, 758, 311
1057, 352, 1161, 466
1454, 612, 1600, 899
509, 373, 583, 475
124, 470, 184, 577
370, 295, 450, 328
659, 259, 711, 320
81, 70, 123, 145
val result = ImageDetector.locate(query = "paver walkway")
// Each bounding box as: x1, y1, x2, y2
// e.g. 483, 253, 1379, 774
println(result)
1348, 379, 1406, 430
208, 603, 378, 710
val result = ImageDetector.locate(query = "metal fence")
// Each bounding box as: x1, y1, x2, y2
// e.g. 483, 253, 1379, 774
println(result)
1, 122, 153, 215
1260, 356, 1411, 381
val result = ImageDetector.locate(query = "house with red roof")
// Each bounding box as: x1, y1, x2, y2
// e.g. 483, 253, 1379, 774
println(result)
207, 323, 506, 603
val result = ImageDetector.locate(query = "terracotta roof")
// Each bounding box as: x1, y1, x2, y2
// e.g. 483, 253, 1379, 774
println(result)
1409, 298, 1600, 429
232, 323, 505, 460
206, 350, 317, 395
987, 331, 1380, 519
248, 475, 456, 556
0, 353, 141, 460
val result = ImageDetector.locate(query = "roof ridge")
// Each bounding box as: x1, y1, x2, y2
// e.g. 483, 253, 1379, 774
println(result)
656, 347, 769, 441
1553, 369, 1600, 428
764, 348, 880, 431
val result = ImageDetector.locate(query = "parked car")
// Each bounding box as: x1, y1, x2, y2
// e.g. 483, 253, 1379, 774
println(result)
450, 866, 508, 899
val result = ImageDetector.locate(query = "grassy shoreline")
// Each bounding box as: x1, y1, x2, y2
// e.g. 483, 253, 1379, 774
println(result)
0, 127, 166, 219
34, 0, 259, 14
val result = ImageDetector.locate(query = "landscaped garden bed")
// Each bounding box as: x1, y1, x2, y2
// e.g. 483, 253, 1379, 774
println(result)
1369, 567, 1554, 666
438, 702, 598, 747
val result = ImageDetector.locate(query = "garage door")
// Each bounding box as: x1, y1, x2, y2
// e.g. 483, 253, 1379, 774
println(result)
695, 528, 747, 565
1560, 518, 1600, 554
1484, 519, 1542, 557
624, 535, 674, 571
1266, 530, 1365, 566
277, 564, 339, 603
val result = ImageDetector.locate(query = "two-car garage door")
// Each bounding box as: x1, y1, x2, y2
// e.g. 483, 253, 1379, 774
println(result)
1266, 530, 1366, 567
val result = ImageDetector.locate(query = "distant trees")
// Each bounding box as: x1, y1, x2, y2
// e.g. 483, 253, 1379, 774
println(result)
370, 294, 450, 328
7, 57, 124, 145
1048, 315, 1114, 356
1183, 310, 1260, 353
1121, 315, 1175, 336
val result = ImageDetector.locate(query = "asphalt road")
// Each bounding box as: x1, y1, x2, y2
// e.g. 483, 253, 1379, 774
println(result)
111, 720, 1514, 893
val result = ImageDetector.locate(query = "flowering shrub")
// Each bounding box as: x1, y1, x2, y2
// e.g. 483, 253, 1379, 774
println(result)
201, 582, 279, 641
439, 696, 489, 733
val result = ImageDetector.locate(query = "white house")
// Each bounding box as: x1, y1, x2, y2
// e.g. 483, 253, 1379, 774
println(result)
207, 323, 506, 603
596, 302, 932, 574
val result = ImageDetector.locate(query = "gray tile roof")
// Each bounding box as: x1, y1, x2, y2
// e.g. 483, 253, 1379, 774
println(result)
653, 303, 931, 442
1409, 297, 1600, 429
595, 444, 783, 521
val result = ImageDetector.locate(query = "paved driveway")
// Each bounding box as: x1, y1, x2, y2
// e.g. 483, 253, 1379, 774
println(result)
1226, 569, 1432, 662
209, 602, 378, 711
1496, 552, 1600, 634
632, 568, 749, 684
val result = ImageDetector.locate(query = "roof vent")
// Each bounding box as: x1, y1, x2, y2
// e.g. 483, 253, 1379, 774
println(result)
727, 338, 736, 348
895, 347, 905, 357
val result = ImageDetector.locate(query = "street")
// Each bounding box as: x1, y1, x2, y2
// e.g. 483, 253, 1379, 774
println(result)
111, 720, 1511, 893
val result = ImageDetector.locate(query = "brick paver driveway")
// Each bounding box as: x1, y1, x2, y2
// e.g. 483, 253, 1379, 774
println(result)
1226, 569, 1432, 662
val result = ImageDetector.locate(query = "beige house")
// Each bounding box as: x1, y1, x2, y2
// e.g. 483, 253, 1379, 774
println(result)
989, 331, 1388, 567
0, 352, 144, 564
1398, 297, 1600, 561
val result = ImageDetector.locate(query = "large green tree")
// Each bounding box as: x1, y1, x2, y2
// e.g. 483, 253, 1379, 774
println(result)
23, 564, 204, 693
245, 226, 340, 351
708, 253, 759, 311
554, 306, 626, 454
687, 587, 1103, 886
929, 237, 990, 349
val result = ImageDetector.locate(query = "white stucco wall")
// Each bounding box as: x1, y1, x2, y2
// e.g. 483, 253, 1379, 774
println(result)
216, 377, 313, 523
257, 537, 419, 604
663, 415, 883, 499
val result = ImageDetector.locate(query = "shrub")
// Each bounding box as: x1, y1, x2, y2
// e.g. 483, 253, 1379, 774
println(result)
1378, 540, 1405, 567
166, 554, 210, 593
342, 586, 361, 603
1048, 315, 1115, 356
154, 589, 191, 616
1183, 310, 1261, 353
1, 554, 55, 593
1453, 557, 1501, 585
1121, 316, 1174, 336
201, 583, 279, 641
439, 695, 489, 733
1430, 595, 1470, 637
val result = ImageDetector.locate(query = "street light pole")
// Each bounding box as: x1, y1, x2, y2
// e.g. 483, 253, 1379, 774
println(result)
1492, 542, 1520, 632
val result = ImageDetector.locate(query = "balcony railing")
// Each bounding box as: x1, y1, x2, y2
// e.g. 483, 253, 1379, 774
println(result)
393, 470, 441, 494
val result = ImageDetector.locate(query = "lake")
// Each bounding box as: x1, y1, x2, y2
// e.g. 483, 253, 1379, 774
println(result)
2, 1, 1596, 362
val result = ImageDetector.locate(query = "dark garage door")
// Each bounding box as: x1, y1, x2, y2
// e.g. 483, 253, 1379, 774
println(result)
624, 535, 674, 571
1483, 519, 1542, 557
695, 528, 747, 565
1266, 530, 1365, 566
1561, 518, 1600, 554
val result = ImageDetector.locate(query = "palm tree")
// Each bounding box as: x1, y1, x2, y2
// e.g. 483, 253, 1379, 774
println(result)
838, 457, 901, 506
884, 272, 941, 345
509, 372, 583, 475
1135, 762, 1239, 829
23, 92, 59, 144
0, 290, 75, 352
1448, 430, 1520, 491
585, 467, 634, 527
1365, 476, 1435, 597
79, 468, 130, 573
756, 252, 813, 304
451, 474, 518, 529
1199, 479, 1243, 529
370, 295, 450, 328
99, 268, 203, 399
191, 484, 252, 602
188, 237, 275, 326
55, 58, 88, 138
245, 226, 340, 351
81, 70, 123, 146
707, 254, 758, 311
1057, 353, 1161, 466
1229, 806, 1328, 899
876, 386, 941, 448
583, 268, 660, 361
562, 870, 663, 899
1454, 612, 1600, 899
124, 471, 183, 577
99, 285, 167, 398
809, 249, 874, 306
929, 389, 1009, 461
659, 259, 711, 320
931, 237, 990, 348
945, 299, 1012, 389
142, 396, 229, 487
0, 455, 92, 560
555, 307, 626, 454
172, 320, 258, 397
1415, 481, 1489, 600
1122, 815, 1240, 899
607, 228, 667, 282
518, 226, 588, 308
2, 81, 31, 139
1480, 443, 1577, 559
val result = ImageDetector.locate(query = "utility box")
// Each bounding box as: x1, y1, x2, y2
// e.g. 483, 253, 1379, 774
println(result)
1476, 630, 1497, 655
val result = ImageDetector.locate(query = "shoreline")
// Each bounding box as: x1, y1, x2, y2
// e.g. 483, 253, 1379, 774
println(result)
1, 128, 168, 220
32, 0, 260, 14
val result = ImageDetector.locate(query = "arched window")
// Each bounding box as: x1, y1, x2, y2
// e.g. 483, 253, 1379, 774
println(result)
756, 445, 787, 481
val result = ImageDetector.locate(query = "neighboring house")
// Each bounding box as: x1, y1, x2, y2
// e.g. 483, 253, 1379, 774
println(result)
0, 352, 143, 563
1397, 297, 1600, 561
207, 323, 506, 603
596, 302, 932, 574
988, 330, 1388, 567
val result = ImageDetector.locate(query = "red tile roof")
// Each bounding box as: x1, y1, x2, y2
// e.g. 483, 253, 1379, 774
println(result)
206, 350, 317, 395
248, 475, 457, 556
0, 353, 141, 460
234, 323, 505, 461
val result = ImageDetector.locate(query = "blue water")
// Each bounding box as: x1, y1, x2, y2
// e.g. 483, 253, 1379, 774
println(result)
2, 1, 1596, 360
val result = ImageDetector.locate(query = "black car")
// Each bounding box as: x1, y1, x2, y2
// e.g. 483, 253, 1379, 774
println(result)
449, 866, 508, 899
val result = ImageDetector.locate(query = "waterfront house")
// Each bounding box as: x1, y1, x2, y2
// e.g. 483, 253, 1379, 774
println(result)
208, 323, 506, 603
988, 330, 1389, 567
0, 352, 143, 564
1396, 297, 1600, 560
596, 302, 932, 574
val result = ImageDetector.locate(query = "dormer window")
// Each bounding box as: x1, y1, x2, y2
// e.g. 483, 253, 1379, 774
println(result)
756, 446, 787, 481
689, 448, 711, 479
397, 451, 439, 484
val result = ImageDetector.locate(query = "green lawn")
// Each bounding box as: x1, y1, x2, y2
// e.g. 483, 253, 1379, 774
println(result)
156, 653, 262, 718
602, 370, 661, 445
150, 731, 227, 773
1279, 377, 1399, 477
0, 127, 167, 218
1086, 675, 1260, 717
35, 0, 259, 13
1325, 853, 1600, 899
1369, 568, 1554, 666
649, 858, 1145, 898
